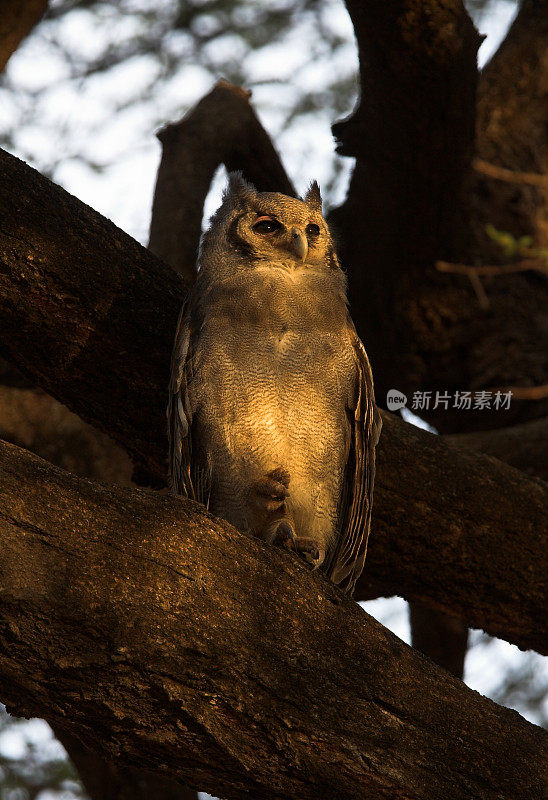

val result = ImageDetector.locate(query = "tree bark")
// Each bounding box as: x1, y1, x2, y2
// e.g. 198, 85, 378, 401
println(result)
332, 0, 548, 433
0, 385, 133, 484
330, 0, 481, 409
0, 146, 183, 480
356, 411, 547, 654
333, 0, 546, 680
53, 727, 199, 800
1, 438, 546, 800
0, 146, 546, 652
408, 605, 468, 678
447, 416, 548, 481
0, 0, 48, 73
0, 382, 200, 799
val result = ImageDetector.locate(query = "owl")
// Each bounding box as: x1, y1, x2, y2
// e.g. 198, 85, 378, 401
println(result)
168, 173, 381, 595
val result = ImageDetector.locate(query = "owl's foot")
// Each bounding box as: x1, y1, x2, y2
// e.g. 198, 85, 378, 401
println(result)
253, 467, 290, 513
293, 537, 325, 568
272, 520, 296, 548
273, 524, 325, 569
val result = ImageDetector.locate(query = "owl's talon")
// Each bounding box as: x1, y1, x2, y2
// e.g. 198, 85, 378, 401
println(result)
292, 538, 325, 567
273, 520, 295, 548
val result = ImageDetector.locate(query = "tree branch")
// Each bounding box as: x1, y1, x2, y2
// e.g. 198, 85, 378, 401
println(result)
446, 416, 548, 481
330, 0, 481, 402
0, 385, 133, 484
356, 411, 547, 653
331, 0, 548, 433
0, 439, 546, 800
0, 147, 546, 653
148, 80, 295, 281
473, 157, 548, 188
0, 0, 48, 73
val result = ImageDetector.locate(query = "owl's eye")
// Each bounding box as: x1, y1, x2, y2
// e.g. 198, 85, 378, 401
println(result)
306, 223, 320, 237
253, 216, 283, 234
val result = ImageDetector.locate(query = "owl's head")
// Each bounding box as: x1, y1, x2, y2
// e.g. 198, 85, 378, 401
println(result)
198, 173, 340, 279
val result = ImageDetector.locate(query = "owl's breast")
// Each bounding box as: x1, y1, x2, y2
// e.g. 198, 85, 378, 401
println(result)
192, 311, 355, 471
190, 277, 357, 545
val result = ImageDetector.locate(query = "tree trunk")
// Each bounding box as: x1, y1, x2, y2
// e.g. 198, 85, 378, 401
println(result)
333, 0, 547, 678
1, 439, 546, 800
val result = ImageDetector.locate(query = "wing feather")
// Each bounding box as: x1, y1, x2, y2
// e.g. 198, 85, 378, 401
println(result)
167, 295, 211, 506
323, 330, 382, 595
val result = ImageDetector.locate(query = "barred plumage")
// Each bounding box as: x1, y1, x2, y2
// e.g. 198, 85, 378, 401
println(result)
168, 173, 381, 595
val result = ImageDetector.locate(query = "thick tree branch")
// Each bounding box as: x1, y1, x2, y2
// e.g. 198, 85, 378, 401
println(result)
0, 147, 546, 653
330, 0, 480, 403
447, 416, 548, 481
0, 0, 47, 72
0, 439, 546, 800
0, 146, 183, 478
356, 412, 547, 653
148, 80, 294, 281
331, 0, 548, 433
0, 385, 133, 484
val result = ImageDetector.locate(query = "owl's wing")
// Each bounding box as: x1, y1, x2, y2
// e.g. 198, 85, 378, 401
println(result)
167, 296, 210, 506
324, 330, 382, 595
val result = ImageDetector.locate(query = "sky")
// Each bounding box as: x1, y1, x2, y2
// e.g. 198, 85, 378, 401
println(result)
0, 0, 546, 798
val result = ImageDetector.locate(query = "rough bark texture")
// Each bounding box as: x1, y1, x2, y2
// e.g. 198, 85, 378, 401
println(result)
331, 0, 547, 433
408, 605, 468, 678
149, 81, 294, 282
0, 0, 48, 72
0, 386, 133, 484
53, 728, 199, 800
0, 146, 183, 480
1, 439, 546, 800
332, 0, 546, 682
0, 382, 198, 799
0, 146, 546, 653
447, 416, 548, 481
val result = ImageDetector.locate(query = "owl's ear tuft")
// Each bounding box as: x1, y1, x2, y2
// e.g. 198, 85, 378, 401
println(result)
225, 171, 257, 206
304, 181, 322, 212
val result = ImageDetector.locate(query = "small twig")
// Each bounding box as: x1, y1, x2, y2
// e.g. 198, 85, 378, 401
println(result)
467, 270, 490, 309
473, 158, 548, 188
435, 258, 548, 310
436, 259, 548, 276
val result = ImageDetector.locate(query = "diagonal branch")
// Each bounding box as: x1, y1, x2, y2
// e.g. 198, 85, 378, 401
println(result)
447, 415, 548, 481
0, 147, 546, 653
0, 438, 546, 800
148, 80, 295, 281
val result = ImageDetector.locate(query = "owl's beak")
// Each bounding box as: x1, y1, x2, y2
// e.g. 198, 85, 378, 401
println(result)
288, 228, 308, 262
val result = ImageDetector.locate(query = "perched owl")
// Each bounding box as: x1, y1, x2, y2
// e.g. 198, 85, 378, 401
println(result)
168, 173, 381, 594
